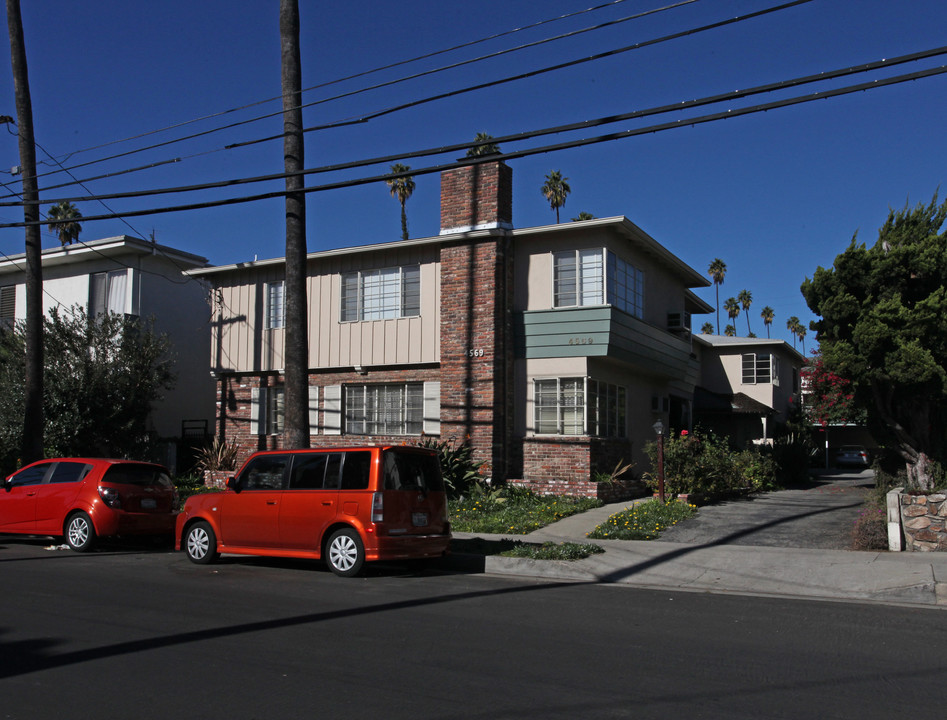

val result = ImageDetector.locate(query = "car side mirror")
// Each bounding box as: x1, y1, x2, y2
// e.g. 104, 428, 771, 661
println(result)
226, 476, 240, 493
2, 478, 11, 492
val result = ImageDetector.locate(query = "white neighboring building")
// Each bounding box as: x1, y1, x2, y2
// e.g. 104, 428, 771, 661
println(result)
0, 236, 215, 454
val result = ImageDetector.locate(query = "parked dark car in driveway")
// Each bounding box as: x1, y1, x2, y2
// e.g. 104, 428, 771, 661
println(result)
834, 445, 870, 468
1, 458, 178, 551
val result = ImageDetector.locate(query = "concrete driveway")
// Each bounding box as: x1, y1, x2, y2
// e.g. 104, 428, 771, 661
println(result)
655, 469, 874, 550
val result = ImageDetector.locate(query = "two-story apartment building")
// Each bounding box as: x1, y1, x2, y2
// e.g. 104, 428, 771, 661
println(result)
693, 335, 804, 445
0, 236, 215, 463
190, 160, 713, 497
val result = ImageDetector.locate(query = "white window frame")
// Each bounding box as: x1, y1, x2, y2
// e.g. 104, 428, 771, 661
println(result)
90, 269, 132, 317
553, 249, 645, 318
340, 265, 420, 322
265, 281, 285, 330
742, 353, 779, 385
534, 377, 627, 437
0, 285, 14, 330
344, 382, 424, 435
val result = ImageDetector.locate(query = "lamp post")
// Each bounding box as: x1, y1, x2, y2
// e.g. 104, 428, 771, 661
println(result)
652, 419, 665, 503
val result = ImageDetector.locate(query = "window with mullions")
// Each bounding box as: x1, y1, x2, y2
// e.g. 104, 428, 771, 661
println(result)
90, 269, 131, 317
266, 385, 285, 435
554, 250, 604, 307
265, 281, 285, 330
534, 378, 627, 437
344, 383, 423, 435
553, 249, 644, 318
0, 286, 14, 331
742, 353, 779, 385
340, 265, 420, 322
606, 253, 644, 319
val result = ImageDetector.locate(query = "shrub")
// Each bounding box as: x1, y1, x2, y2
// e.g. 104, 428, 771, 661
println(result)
194, 436, 240, 474
851, 504, 888, 551
642, 430, 779, 497
417, 437, 482, 497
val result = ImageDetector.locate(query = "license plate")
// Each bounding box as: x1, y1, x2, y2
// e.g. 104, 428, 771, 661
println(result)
141, 498, 156, 510
412, 512, 428, 527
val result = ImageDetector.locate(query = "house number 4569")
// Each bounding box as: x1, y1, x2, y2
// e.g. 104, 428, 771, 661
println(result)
467, 348, 485, 357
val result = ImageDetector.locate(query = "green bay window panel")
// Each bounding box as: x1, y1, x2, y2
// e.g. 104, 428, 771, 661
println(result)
340, 265, 420, 322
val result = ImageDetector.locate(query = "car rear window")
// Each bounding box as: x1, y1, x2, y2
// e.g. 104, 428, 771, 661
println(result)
102, 464, 172, 487
383, 450, 444, 492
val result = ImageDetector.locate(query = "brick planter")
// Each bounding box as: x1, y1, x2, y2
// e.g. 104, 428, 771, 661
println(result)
887, 487, 947, 551
203, 470, 233, 489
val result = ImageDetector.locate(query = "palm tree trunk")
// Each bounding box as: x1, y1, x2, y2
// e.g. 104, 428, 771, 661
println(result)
7, 0, 43, 464
400, 201, 408, 241
280, 0, 309, 449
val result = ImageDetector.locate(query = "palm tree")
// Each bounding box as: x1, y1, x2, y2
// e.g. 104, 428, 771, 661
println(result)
707, 258, 727, 334
796, 323, 807, 355
572, 211, 595, 221
738, 289, 753, 335
724, 324, 736, 337
700, 322, 714, 335
46, 200, 82, 246
466, 132, 500, 157
760, 306, 775, 338
540, 170, 571, 223
786, 316, 800, 349
724, 296, 740, 332
386, 163, 415, 241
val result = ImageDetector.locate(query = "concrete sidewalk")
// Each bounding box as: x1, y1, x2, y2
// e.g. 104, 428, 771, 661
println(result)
449, 496, 947, 608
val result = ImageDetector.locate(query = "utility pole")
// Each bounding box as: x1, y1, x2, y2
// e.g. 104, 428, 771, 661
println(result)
279, 0, 309, 448
6, 0, 43, 464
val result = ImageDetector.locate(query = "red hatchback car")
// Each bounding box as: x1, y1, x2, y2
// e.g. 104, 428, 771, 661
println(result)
176, 446, 451, 576
0, 458, 178, 551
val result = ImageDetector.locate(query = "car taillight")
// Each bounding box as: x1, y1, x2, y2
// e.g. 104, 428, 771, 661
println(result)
372, 492, 384, 523
98, 486, 121, 509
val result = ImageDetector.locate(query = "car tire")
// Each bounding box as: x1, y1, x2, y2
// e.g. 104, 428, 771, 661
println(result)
184, 521, 219, 565
65, 512, 96, 552
326, 528, 365, 577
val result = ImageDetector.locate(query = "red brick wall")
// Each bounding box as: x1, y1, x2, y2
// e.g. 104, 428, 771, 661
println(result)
440, 162, 513, 232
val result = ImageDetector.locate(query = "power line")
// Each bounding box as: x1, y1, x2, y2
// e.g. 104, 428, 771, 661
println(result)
7, 47, 944, 209
17, 0, 684, 185
1, 62, 942, 230
11, 0, 768, 192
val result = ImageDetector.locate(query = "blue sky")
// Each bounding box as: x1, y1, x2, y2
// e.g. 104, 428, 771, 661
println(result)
0, 0, 944, 350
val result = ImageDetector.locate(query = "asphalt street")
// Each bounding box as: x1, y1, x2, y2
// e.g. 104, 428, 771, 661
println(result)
1, 537, 945, 720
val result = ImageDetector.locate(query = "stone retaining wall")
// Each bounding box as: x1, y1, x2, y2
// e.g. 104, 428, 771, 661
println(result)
887, 487, 947, 551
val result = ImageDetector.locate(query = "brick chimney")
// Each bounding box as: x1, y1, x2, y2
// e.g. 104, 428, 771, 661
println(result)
439, 160, 513, 234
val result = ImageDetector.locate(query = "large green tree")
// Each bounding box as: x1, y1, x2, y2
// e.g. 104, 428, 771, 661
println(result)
801, 194, 947, 489
0, 308, 175, 474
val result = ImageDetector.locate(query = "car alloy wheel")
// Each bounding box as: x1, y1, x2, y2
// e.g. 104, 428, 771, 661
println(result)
185, 521, 219, 565
65, 512, 96, 552
326, 528, 365, 577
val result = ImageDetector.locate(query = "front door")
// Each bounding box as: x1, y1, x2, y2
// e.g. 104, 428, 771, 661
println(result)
219, 454, 287, 549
